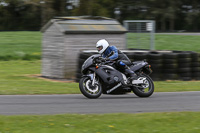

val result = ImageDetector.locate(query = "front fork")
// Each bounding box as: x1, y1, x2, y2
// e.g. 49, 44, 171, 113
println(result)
84, 72, 96, 86
92, 72, 96, 86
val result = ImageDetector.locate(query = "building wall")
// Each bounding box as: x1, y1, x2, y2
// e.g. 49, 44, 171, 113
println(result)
42, 24, 66, 78
42, 24, 126, 79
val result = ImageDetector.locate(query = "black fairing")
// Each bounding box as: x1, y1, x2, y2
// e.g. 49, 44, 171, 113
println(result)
81, 54, 123, 90
95, 65, 123, 89
81, 54, 101, 74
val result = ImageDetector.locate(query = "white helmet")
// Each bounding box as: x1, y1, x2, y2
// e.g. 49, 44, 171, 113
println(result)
96, 39, 109, 54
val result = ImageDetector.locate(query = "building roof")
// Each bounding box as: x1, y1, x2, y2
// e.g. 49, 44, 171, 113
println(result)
41, 16, 127, 34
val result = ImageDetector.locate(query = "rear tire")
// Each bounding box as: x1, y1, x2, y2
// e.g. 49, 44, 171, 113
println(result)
132, 74, 154, 97
79, 77, 102, 99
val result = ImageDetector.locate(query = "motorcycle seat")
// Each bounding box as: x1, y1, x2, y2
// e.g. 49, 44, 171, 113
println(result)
132, 61, 144, 65
121, 60, 132, 66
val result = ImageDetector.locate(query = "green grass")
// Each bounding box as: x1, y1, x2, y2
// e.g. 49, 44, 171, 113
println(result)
0, 112, 200, 133
0, 31, 199, 61
155, 34, 200, 52
127, 33, 200, 53
155, 81, 200, 92
0, 60, 79, 95
0, 31, 41, 60
0, 60, 199, 95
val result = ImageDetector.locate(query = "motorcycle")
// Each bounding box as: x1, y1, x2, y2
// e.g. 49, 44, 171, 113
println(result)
79, 54, 154, 99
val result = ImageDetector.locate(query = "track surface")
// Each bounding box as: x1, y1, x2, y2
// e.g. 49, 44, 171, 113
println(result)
0, 92, 200, 115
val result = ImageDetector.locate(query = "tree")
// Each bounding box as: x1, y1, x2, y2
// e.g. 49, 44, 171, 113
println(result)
0, 0, 200, 31
183, 0, 200, 31
145, 0, 182, 31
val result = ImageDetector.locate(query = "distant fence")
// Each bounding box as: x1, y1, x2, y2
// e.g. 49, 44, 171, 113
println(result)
76, 50, 200, 82
123, 20, 155, 50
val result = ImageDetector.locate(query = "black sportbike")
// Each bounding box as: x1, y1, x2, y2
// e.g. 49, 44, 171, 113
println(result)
79, 54, 154, 99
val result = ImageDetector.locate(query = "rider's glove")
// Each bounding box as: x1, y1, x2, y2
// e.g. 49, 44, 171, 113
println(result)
99, 57, 110, 62
105, 58, 110, 61
99, 57, 105, 62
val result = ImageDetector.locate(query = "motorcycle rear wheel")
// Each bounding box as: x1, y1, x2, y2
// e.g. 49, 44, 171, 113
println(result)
79, 77, 102, 99
132, 74, 154, 97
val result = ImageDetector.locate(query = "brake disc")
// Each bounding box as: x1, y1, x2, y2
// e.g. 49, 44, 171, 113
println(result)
85, 80, 99, 93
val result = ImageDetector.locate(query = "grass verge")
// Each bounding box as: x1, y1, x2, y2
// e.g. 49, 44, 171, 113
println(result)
0, 31, 41, 60
0, 112, 200, 133
0, 31, 200, 61
127, 33, 200, 53
155, 34, 200, 52
0, 60, 79, 94
0, 60, 199, 95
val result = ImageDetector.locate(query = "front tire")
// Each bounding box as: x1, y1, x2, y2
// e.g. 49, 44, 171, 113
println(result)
132, 74, 154, 97
79, 77, 102, 99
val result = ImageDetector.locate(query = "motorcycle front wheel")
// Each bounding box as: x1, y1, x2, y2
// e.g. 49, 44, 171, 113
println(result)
132, 74, 154, 97
79, 77, 102, 99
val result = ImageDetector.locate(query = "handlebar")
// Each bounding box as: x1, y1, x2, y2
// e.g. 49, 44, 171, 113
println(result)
93, 57, 114, 65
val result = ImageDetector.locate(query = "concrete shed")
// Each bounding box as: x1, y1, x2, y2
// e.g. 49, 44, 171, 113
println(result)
41, 16, 127, 79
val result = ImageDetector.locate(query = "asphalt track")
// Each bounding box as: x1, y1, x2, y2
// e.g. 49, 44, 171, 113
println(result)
0, 91, 200, 115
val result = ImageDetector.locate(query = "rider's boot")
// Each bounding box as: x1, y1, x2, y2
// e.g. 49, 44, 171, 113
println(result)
124, 66, 138, 82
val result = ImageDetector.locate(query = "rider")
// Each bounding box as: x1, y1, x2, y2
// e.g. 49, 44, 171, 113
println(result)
96, 39, 138, 81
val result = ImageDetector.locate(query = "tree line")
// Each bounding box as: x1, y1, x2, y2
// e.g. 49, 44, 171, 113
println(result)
0, 0, 200, 31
